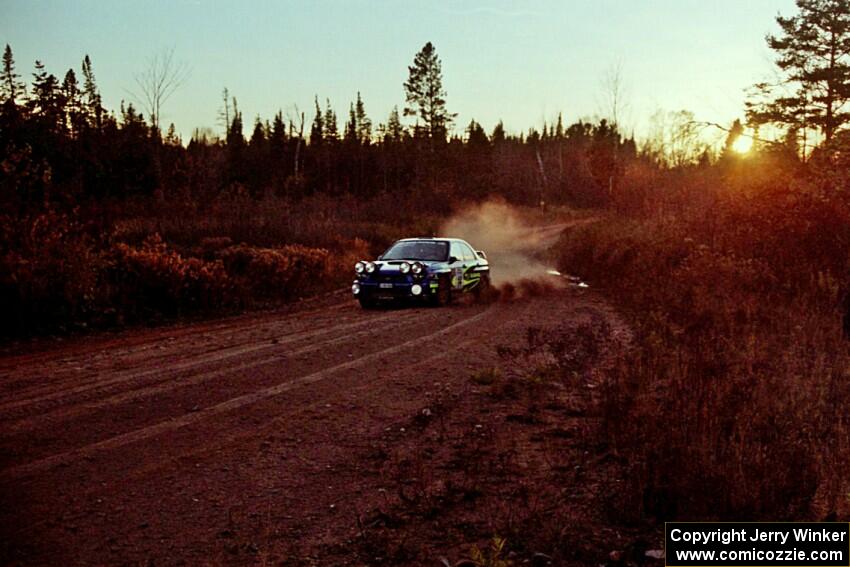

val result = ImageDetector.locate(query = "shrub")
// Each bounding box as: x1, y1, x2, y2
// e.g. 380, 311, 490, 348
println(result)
199, 236, 233, 255
0, 209, 104, 334
108, 234, 232, 320
0, 201, 371, 337
216, 243, 330, 301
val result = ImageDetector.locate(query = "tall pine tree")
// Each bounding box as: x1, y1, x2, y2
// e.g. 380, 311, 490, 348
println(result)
1, 44, 25, 105
403, 42, 454, 140
62, 68, 84, 136
81, 55, 103, 128
385, 106, 403, 143
355, 91, 371, 144
29, 61, 64, 133
747, 0, 850, 142
344, 102, 358, 144
309, 96, 324, 146
323, 99, 338, 141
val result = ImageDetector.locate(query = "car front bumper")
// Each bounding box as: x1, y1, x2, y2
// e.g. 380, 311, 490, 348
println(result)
352, 278, 439, 300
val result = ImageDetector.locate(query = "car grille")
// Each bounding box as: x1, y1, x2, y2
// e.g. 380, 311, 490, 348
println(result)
375, 274, 408, 284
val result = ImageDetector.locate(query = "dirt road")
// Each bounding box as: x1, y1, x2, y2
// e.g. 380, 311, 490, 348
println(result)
0, 286, 626, 565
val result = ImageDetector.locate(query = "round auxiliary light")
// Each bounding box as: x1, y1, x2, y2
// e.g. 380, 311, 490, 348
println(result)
411, 262, 424, 275
351, 282, 361, 295
354, 261, 365, 274
399, 262, 411, 274
365, 262, 377, 274
411, 284, 423, 296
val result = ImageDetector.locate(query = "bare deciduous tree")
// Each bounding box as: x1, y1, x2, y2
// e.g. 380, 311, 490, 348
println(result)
644, 109, 710, 168
599, 61, 629, 128
287, 105, 306, 181
132, 47, 190, 133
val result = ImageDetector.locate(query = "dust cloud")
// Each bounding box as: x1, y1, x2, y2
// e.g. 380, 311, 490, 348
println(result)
440, 200, 567, 288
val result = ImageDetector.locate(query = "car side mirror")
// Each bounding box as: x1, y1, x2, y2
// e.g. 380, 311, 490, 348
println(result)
376, 254, 383, 260
477, 250, 487, 259
448, 255, 459, 264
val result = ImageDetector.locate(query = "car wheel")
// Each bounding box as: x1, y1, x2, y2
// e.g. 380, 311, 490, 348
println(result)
431, 275, 452, 307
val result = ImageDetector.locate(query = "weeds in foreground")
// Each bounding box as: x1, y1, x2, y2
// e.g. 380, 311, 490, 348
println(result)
470, 368, 502, 386
496, 319, 612, 385
466, 536, 512, 567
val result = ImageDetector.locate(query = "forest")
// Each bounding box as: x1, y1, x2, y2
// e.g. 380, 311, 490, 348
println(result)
3, 0, 850, 534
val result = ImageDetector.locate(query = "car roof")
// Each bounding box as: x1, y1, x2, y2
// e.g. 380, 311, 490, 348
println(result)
396, 237, 469, 244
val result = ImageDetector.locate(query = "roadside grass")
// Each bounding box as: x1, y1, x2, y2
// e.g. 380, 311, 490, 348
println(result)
554, 187, 850, 521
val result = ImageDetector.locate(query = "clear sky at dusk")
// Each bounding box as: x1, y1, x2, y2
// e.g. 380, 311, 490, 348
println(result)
1, 0, 797, 142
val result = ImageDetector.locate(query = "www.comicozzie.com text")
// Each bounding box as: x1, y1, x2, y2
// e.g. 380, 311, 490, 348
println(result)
670, 527, 848, 546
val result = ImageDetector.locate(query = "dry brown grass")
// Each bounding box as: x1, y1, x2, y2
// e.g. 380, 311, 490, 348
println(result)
555, 181, 850, 521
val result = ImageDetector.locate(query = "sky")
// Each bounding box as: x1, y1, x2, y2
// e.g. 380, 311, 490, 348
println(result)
1, 0, 798, 143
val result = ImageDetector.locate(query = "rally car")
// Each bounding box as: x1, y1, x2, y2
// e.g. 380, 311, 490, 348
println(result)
351, 237, 490, 308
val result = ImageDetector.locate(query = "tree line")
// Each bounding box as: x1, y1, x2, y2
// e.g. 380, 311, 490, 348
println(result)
0, 40, 668, 216
2, 0, 850, 218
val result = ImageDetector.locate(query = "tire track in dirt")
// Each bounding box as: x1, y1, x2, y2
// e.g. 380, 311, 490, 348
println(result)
0, 301, 355, 398
0, 296, 529, 548
0, 307, 409, 418
0, 292, 351, 376
0, 302, 516, 543
112, 299, 537, 484
0, 305, 493, 481
0, 305, 483, 468
0, 307, 431, 435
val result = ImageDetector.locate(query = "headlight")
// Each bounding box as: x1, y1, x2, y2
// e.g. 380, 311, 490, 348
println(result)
411, 262, 424, 275
354, 261, 365, 274
365, 262, 377, 274
351, 282, 361, 295
399, 261, 411, 274
411, 284, 423, 296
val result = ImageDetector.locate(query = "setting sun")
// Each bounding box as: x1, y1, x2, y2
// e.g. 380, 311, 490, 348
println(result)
732, 133, 753, 154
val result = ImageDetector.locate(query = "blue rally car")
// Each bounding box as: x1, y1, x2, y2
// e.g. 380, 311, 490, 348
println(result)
351, 237, 491, 308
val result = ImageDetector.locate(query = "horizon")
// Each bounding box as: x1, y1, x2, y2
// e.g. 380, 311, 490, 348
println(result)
2, 0, 796, 144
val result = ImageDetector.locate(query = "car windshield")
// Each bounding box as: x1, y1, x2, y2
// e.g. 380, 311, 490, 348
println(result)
382, 241, 449, 262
